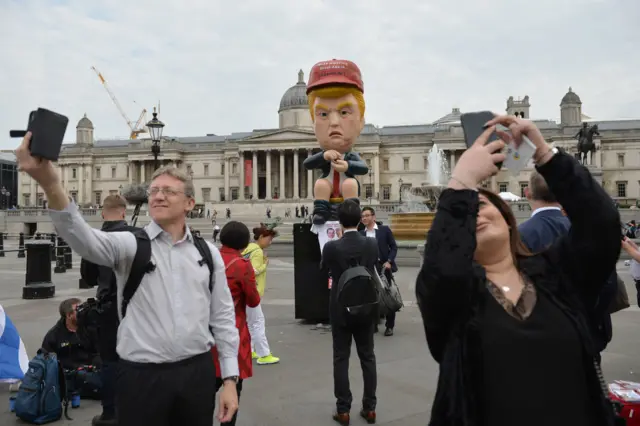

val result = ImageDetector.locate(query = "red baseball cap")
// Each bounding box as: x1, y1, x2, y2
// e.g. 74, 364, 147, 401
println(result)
306, 59, 364, 94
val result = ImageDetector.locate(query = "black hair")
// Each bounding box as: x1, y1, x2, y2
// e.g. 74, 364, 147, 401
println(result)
220, 221, 251, 251
362, 206, 375, 216
337, 199, 362, 228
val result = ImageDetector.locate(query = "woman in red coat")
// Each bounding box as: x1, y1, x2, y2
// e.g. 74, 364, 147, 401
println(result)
212, 221, 261, 426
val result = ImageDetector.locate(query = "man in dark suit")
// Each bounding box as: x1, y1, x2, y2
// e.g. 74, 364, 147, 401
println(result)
321, 199, 378, 425
518, 171, 571, 252
359, 206, 399, 336
518, 171, 615, 362
79, 194, 135, 426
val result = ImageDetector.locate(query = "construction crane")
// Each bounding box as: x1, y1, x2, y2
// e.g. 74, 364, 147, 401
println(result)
91, 66, 148, 139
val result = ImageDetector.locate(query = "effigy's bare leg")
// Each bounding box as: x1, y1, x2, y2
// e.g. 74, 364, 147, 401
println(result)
312, 179, 332, 225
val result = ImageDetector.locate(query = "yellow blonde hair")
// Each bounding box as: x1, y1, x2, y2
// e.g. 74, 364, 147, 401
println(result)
308, 86, 365, 121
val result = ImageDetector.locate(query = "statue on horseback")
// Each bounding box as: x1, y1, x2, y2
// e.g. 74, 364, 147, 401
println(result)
575, 122, 600, 166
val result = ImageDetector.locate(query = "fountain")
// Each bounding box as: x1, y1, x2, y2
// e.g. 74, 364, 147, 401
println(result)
390, 144, 449, 241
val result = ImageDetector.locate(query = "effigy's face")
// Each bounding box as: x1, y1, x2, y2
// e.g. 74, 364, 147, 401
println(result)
312, 93, 364, 154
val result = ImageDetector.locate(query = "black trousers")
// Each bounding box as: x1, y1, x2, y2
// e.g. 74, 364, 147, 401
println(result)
213, 377, 244, 426
332, 319, 377, 413
116, 352, 215, 426
98, 302, 119, 418
635, 280, 640, 307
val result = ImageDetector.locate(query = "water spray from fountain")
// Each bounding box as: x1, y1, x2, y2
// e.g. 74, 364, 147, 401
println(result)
399, 144, 450, 212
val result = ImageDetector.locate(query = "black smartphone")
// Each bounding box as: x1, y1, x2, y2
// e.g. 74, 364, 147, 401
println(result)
460, 111, 503, 169
26, 108, 69, 161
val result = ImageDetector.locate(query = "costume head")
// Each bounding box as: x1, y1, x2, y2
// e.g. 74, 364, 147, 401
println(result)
306, 60, 365, 154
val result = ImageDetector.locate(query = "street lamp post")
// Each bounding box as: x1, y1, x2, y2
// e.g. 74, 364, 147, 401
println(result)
398, 178, 404, 203
146, 107, 165, 171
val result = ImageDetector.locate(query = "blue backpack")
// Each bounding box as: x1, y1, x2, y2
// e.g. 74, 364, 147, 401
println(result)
14, 350, 70, 424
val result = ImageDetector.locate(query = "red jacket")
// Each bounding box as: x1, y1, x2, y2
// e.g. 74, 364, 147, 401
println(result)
211, 246, 261, 379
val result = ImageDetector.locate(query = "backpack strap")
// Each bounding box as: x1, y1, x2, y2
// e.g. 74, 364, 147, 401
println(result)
225, 257, 242, 271
56, 358, 72, 420
192, 234, 214, 293
121, 229, 153, 319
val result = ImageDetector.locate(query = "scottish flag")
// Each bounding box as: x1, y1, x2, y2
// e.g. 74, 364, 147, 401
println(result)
0, 304, 29, 382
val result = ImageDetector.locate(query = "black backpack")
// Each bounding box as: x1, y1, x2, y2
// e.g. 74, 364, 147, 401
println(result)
121, 229, 215, 319
336, 259, 379, 320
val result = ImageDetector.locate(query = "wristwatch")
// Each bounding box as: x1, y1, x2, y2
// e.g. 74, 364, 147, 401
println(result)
535, 146, 559, 164
223, 375, 239, 384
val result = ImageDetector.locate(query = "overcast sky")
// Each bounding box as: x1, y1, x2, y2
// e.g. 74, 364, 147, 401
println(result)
1, 0, 638, 148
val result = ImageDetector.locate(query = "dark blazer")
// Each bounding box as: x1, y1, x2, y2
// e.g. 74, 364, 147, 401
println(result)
359, 225, 398, 272
518, 208, 571, 252
415, 151, 621, 425
302, 150, 369, 178
321, 231, 379, 325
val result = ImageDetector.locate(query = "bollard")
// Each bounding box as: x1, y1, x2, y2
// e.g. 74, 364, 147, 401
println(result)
62, 238, 72, 269
35, 232, 41, 240
49, 234, 56, 261
0, 232, 4, 258
53, 254, 66, 274
56, 236, 64, 260
18, 232, 25, 258
23, 240, 55, 299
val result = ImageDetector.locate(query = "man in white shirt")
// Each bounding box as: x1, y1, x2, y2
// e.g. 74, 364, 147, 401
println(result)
15, 132, 239, 426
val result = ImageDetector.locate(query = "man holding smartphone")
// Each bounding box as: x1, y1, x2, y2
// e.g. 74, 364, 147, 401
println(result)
15, 132, 240, 426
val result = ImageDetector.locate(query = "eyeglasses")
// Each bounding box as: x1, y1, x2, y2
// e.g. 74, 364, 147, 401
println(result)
147, 187, 184, 197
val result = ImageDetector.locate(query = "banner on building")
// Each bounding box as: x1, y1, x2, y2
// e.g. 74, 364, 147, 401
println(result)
244, 159, 252, 187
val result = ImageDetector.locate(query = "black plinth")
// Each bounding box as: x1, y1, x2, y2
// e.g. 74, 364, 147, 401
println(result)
293, 223, 330, 322
23, 240, 55, 300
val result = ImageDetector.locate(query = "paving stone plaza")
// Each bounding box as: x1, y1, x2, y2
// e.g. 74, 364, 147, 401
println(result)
1, 238, 639, 425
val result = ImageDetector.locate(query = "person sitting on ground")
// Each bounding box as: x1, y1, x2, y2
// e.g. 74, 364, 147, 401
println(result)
42, 298, 101, 371
212, 221, 261, 426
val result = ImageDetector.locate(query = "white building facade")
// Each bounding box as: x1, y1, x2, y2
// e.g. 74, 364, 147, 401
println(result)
18, 75, 640, 213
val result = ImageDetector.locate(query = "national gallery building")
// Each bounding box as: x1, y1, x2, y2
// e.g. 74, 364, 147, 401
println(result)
17, 70, 640, 213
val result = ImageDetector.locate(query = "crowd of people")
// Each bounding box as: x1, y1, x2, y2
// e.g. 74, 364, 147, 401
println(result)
15, 111, 633, 426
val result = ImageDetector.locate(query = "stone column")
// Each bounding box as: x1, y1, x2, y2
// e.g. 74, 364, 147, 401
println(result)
63, 166, 69, 193
78, 164, 84, 204
307, 149, 313, 199
224, 157, 230, 201
279, 150, 285, 199
450, 151, 456, 169
29, 174, 36, 206
140, 161, 146, 183
373, 153, 380, 198
265, 150, 272, 200
293, 149, 299, 199
238, 152, 245, 200
252, 151, 258, 199
86, 164, 93, 204
128, 162, 133, 184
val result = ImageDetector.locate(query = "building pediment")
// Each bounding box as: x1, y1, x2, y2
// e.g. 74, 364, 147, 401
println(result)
242, 128, 315, 142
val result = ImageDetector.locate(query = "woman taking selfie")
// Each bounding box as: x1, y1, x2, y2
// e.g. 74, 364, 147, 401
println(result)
416, 115, 621, 426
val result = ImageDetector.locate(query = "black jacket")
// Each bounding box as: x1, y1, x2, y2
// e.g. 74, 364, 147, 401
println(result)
321, 231, 379, 326
415, 151, 620, 426
80, 220, 133, 301
303, 151, 369, 179
42, 318, 100, 371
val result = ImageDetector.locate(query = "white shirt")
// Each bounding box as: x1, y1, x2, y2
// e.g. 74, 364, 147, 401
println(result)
531, 206, 562, 217
49, 202, 239, 378
365, 223, 378, 239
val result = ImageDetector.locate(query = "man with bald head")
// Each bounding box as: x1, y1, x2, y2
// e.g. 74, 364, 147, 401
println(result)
518, 171, 570, 253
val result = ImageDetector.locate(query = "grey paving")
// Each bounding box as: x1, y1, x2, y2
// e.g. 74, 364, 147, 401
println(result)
0, 255, 639, 425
